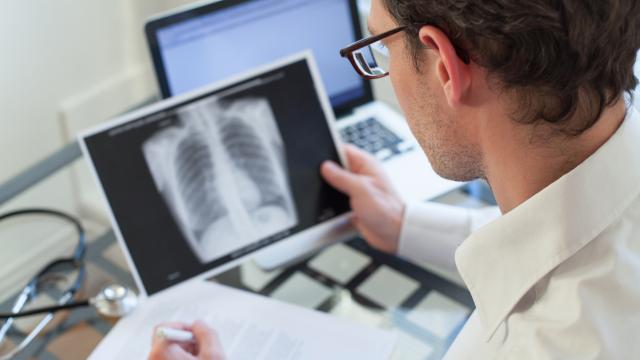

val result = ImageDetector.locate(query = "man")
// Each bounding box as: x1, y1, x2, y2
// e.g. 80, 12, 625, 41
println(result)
149, 0, 640, 358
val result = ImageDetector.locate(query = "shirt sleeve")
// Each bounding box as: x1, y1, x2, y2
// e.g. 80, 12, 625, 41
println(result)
397, 201, 500, 273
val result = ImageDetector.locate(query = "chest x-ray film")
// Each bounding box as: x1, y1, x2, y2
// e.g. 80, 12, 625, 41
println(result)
142, 96, 298, 263
80, 53, 349, 296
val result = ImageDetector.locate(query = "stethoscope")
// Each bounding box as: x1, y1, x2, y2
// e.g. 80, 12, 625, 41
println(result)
0, 209, 138, 359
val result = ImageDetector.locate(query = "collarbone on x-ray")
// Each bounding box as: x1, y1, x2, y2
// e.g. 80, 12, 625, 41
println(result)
142, 97, 298, 263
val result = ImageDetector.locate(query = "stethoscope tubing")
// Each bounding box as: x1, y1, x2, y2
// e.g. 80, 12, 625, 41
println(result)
0, 299, 90, 319
0, 291, 75, 360
0, 208, 87, 358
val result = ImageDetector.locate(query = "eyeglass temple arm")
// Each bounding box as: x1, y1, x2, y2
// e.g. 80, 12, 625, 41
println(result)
340, 26, 407, 57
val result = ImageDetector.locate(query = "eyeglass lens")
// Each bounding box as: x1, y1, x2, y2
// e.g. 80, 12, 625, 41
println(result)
352, 39, 390, 77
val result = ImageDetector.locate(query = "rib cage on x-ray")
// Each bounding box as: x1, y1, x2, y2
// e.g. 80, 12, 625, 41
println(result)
220, 117, 287, 211
143, 97, 298, 263
174, 131, 227, 240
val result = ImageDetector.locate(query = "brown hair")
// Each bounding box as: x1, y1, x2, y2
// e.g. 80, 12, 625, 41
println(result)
383, 0, 640, 135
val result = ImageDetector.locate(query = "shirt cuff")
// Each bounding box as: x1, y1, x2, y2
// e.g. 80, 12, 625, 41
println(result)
397, 201, 473, 273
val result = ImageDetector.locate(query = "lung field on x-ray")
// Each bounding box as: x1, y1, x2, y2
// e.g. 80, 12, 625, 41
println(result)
174, 131, 227, 240
220, 117, 287, 211
142, 97, 298, 263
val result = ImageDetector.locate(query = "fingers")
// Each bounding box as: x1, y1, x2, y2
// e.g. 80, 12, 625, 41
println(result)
192, 321, 225, 360
343, 144, 383, 175
150, 322, 198, 359
321, 144, 390, 196
152, 322, 192, 346
149, 321, 224, 360
165, 343, 195, 359
320, 160, 362, 195
149, 337, 194, 360
345, 144, 399, 196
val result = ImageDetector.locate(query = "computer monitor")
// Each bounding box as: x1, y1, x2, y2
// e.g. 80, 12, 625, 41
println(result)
145, 0, 373, 116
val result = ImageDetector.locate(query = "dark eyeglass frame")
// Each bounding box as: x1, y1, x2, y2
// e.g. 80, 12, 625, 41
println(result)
339, 25, 407, 80
339, 24, 470, 80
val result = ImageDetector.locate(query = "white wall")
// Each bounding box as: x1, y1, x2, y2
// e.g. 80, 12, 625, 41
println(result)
0, 0, 194, 301
2, 1, 126, 183
0, 0, 195, 184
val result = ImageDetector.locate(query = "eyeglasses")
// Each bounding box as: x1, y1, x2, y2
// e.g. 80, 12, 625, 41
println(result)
340, 24, 471, 80
339, 25, 407, 80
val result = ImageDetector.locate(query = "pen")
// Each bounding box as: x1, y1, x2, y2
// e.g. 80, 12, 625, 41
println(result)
156, 327, 195, 343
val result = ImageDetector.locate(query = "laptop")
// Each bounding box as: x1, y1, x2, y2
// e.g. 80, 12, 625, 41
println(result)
80, 53, 356, 296
144, 0, 462, 203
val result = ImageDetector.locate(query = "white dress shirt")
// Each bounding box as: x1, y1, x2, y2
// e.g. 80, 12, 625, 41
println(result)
398, 106, 640, 359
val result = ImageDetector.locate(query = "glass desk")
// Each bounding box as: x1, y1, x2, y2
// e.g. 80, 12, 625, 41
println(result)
212, 236, 474, 360
0, 221, 476, 359
0, 140, 493, 359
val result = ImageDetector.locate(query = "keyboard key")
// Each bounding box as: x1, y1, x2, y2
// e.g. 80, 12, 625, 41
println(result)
374, 149, 393, 161
398, 141, 415, 152
340, 117, 406, 160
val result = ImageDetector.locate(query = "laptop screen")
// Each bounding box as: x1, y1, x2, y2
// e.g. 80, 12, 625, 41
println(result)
146, 0, 372, 115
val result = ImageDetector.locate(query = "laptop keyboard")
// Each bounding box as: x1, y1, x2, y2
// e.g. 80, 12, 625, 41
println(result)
340, 117, 414, 162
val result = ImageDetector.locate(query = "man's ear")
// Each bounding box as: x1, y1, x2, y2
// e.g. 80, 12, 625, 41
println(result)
418, 26, 471, 107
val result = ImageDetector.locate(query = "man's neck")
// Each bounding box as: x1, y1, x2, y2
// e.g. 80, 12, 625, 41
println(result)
483, 100, 628, 214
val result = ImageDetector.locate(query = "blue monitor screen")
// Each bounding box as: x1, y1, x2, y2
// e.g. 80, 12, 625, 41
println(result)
154, 0, 367, 108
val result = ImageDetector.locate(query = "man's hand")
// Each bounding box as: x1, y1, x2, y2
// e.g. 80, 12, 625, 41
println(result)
321, 144, 405, 254
148, 321, 225, 360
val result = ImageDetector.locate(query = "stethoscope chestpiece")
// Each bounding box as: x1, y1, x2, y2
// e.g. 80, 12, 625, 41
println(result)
90, 284, 138, 318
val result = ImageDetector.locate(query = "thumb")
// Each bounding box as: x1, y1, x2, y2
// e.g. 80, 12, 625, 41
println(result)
343, 144, 382, 174
320, 160, 362, 195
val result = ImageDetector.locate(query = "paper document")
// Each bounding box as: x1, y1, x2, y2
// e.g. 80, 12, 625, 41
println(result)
90, 280, 395, 359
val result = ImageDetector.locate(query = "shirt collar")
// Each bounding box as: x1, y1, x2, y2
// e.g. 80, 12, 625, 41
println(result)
455, 106, 640, 341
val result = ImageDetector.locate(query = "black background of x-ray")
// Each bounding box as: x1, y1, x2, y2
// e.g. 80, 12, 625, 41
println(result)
83, 59, 350, 295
